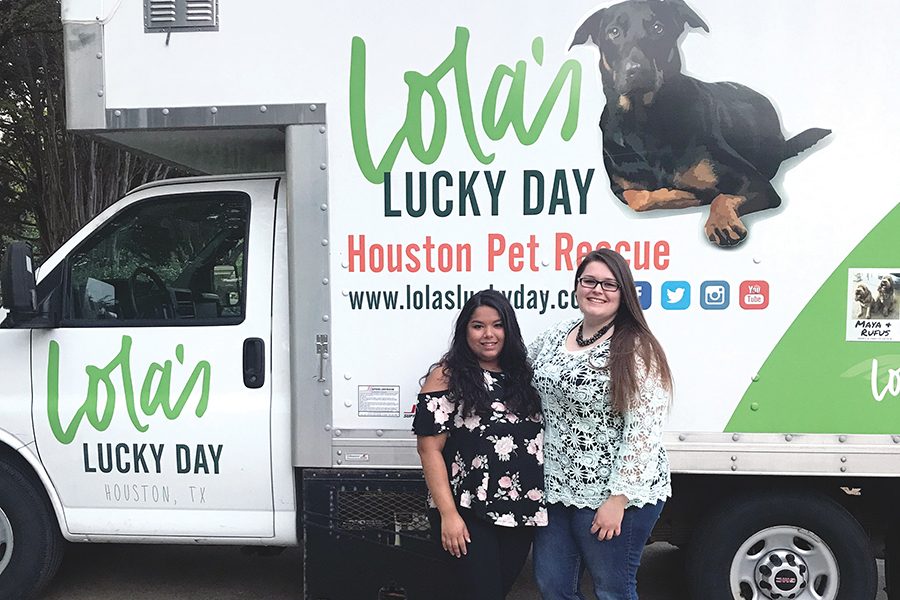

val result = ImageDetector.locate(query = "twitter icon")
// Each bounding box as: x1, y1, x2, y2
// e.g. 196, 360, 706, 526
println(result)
661, 281, 691, 310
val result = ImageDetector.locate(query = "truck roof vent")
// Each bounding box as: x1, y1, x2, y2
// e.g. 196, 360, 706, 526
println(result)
144, 0, 218, 32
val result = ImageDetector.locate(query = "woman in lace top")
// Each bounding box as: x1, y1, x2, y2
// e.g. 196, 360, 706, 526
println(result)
414, 290, 545, 600
528, 249, 673, 600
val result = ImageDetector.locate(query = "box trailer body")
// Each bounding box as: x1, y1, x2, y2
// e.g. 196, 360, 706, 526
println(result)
1, 0, 900, 598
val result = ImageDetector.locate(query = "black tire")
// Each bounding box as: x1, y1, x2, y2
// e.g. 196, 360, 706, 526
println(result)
886, 526, 899, 599
0, 461, 64, 600
686, 491, 876, 600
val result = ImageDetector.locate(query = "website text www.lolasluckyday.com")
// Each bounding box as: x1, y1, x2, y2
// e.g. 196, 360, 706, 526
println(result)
346, 284, 579, 315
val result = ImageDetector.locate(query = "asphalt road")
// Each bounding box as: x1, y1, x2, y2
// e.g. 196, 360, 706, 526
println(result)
39, 542, 886, 599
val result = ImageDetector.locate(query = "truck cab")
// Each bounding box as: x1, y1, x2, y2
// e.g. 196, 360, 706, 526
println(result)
0, 175, 301, 597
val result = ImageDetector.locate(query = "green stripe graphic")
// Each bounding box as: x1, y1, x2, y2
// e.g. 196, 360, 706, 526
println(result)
726, 203, 900, 434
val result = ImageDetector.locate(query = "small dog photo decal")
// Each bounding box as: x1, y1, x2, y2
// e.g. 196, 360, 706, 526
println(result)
850, 272, 899, 321
570, 0, 830, 247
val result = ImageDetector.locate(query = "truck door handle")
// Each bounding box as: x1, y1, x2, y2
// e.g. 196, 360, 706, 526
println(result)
243, 338, 265, 388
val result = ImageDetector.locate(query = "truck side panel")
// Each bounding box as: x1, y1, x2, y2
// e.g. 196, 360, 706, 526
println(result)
0, 329, 34, 446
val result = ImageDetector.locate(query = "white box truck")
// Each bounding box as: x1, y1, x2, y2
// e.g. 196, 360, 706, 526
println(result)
1, 0, 899, 598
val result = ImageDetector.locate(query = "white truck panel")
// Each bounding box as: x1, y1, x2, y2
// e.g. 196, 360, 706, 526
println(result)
60, 0, 117, 23
0, 329, 34, 446
64, 0, 900, 441
0, 2, 893, 598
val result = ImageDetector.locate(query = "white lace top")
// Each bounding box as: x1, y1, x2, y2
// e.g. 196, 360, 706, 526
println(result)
528, 319, 671, 509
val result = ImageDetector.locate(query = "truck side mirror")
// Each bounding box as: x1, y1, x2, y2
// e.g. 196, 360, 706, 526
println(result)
1, 242, 38, 322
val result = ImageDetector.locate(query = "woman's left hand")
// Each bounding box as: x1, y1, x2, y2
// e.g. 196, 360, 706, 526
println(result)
590, 495, 628, 541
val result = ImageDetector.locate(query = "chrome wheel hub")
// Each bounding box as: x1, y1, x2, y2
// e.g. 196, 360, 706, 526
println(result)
755, 549, 808, 598
731, 526, 839, 600
0, 507, 13, 576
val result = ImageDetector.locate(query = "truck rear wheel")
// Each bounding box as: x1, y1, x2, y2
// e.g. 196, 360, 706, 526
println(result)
687, 491, 876, 600
886, 526, 900, 599
0, 461, 64, 599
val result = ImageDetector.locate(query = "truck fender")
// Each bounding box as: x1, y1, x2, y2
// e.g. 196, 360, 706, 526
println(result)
0, 429, 70, 538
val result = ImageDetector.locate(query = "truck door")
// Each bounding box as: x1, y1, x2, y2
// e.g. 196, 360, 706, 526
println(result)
30, 181, 277, 538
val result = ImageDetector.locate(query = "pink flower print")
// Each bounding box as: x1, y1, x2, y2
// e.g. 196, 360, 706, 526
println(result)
507, 413, 519, 423
509, 489, 519, 500
451, 462, 460, 476
498, 476, 513, 489
491, 401, 507, 412
463, 413, 482, 430
527, 431, 544, 464
459, 491, 472, 508
427, 394, 452, 425
471, 455, 485, 469
438, 395, 455, 416
533, 508, 548, 526
494, 513, 517, 527
526, 488, 543, 502
483, 371, 498, 390
492, 436, 517, 461
476, 473, 489, 501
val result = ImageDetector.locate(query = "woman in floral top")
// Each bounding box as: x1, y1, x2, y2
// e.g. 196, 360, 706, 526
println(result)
529, 249, 673, 600
414, 289, 545, 600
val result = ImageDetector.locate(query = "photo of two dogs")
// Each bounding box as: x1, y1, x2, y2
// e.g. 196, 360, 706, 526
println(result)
571, 0, 830, 247
855, 276, 899, 320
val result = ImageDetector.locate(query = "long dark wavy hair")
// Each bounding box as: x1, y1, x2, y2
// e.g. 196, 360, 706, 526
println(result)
575, 249, 673, 413
427, 289, 541, 418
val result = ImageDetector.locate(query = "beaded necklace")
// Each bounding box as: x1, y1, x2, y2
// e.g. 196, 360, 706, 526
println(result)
575, 319, 614, 347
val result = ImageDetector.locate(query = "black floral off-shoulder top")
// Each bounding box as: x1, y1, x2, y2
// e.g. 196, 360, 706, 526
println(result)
413, 370, 547, 527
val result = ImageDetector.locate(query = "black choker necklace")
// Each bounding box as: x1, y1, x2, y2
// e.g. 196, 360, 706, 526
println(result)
576, 320, 614, 347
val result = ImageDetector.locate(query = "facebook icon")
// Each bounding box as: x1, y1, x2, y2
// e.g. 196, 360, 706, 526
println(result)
634, 281, 652, 310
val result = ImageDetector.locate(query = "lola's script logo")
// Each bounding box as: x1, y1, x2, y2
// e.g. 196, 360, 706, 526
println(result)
871, 358, 900, 402
350, 27, 582, 184
47, 336, 211, 444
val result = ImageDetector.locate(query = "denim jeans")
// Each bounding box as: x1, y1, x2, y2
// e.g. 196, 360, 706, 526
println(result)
533, 500, 664, 600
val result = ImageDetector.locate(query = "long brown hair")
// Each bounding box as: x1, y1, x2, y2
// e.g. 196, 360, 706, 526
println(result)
574, 249, 673, 413
426, 290, 542, 418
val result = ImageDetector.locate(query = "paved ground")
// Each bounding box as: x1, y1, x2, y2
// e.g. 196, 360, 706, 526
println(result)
39, 542, 886, 599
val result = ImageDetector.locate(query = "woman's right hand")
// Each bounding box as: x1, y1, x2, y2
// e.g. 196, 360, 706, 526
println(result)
441, 511, 471, 558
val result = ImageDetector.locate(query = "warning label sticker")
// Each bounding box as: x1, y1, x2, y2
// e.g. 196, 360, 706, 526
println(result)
358, 385, 401, 417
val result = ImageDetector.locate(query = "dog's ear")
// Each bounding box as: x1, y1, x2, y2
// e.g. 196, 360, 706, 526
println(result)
665, 0, 709, 32
570, 8, 607, 50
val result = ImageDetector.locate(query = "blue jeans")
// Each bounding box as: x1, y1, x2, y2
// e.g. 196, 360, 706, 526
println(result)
533, 500, 664, 600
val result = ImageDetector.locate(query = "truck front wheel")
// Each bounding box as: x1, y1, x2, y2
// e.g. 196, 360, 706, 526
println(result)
0, 461, 64, 599
687, 491, 876, 600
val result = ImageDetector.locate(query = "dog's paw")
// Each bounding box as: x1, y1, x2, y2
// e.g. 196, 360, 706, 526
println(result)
705, 194, 748, 247
706, 221, 747, 246
623, 190, 654, 212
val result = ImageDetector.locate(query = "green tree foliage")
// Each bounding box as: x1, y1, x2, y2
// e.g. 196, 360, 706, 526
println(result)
0, 0, 183, 259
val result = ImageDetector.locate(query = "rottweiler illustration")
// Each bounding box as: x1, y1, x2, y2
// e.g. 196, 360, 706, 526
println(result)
571, 0, 830, 247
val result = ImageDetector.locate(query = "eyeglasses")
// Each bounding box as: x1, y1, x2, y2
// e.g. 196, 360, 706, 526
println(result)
577, 277, 621, 292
